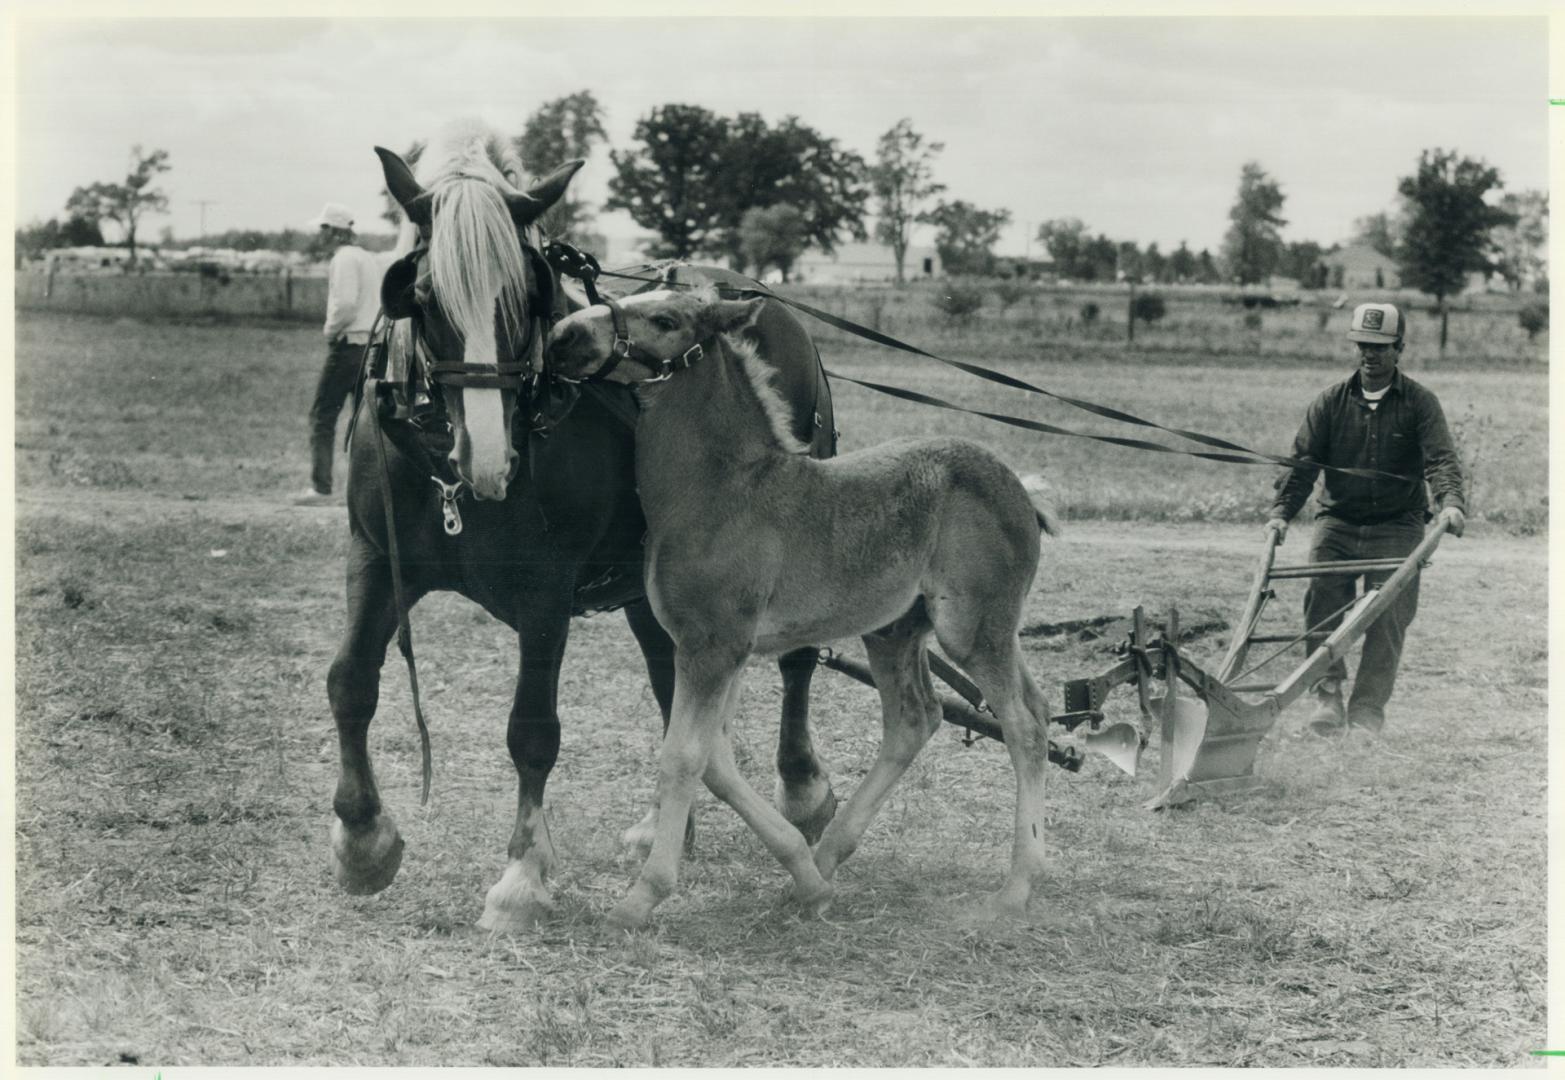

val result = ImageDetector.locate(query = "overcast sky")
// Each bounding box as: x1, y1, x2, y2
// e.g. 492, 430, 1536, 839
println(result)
11, 13, 1548, 257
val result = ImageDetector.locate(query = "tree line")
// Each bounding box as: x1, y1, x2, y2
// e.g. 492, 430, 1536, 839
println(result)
17, 92, 1549, 316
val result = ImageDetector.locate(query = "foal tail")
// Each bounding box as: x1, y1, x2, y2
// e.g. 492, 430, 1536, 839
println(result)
1020, 473, 1064, 537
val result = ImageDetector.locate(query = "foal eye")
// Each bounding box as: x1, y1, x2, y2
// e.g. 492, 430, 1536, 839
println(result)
652, 316, 678, 331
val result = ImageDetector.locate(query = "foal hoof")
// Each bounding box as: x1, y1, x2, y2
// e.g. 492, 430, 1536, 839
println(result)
786, 878, 835, 919
777, 777, 838, 845
329, 816, 405, 896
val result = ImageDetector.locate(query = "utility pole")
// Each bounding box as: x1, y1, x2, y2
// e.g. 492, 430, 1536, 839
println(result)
192, 200, 218, 242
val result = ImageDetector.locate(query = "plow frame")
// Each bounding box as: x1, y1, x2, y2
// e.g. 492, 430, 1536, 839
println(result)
814, 518, 1451, 810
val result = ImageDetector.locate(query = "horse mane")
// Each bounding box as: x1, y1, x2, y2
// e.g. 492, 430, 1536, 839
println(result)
397, 120, 531, 350
720, 325, 809, 456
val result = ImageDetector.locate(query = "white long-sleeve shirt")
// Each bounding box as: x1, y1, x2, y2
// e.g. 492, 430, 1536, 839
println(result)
323, 245, 391, 343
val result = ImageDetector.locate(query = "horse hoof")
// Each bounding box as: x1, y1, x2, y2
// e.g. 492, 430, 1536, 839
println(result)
621, 809, 696, 860
329, 816, 405, 895
795, 785, 838, 845
975, 886, 1031, 924
777, 777, 838, 845
477, 899, 553, 933
605, 899, 653, 931
621, 808, 657, 858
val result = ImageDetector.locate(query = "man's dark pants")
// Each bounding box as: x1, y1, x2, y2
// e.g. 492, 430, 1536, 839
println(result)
308, 337, 361, 495
1305, 512, 1425, 731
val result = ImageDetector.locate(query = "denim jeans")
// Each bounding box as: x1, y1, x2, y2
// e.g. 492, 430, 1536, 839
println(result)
308, 338, 362, 494
1304, 512, 1425, 726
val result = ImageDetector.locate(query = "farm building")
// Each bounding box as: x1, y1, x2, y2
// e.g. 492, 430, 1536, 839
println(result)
792, 241, 943, 284
1322, 243, 1401, 290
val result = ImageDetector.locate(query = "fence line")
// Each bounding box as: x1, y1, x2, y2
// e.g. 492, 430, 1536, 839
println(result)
15, 270, 326, 322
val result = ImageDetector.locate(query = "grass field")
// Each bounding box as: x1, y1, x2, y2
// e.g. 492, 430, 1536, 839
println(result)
12, 309, 1549, 1067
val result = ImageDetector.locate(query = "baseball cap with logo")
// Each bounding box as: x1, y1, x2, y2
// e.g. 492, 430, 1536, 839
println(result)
1346, 302, 1405, 345
307, 203, 356, 231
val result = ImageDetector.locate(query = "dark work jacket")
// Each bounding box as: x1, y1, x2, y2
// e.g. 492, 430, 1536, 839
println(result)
1270, 368, 1467, 526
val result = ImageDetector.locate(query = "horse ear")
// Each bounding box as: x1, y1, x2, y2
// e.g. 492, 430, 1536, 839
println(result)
505, 159, 585, 227
712, 296, 767, 334
375, 146, 433, 228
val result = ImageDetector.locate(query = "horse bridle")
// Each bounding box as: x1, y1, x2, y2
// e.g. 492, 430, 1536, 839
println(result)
381, 232, 559, 409
560, 296, 706, 386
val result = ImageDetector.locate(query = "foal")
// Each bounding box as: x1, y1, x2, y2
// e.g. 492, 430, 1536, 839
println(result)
547, 288, 1062, 929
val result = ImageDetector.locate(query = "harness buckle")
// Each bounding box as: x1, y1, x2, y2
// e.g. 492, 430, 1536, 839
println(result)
611, 336, 633, 359
432, 477, 465, 536
681, 343, 704, 367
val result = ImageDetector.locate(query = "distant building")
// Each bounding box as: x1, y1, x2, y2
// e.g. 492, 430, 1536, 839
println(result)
793, 241, 942, 284
1322, 244, 1401, 290
43, 246, 148, 273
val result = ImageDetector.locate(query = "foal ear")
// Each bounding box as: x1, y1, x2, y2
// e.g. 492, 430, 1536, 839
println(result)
711, 296, 767, 334
375, 146, 433, 228
505, 159, 586, 227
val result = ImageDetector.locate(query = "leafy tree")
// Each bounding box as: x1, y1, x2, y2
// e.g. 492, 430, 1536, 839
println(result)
738, 204, 809, 281
1221, 161, 1287, 285
63, 145, 171, 267
1036, 218, 1088, 279
1518, 301, 1548, 341
1352, 211, 1402, 259
920, 199, 1011, 276
1082, 233, 1119, 283
1282, 240, 1327, 288
1142, 242, 1167, 284
713, 113, 867, 268
1491, 189, 1547, 293
1167, 241, 1196, 283
869, 119, 945, 284
516, 91, 608, 240
606, 104, 731, 259
1396, 148, 1516, 350
1196, 248, 1221, 284
1116, 240, 1144, 282
15, 216, 105, 264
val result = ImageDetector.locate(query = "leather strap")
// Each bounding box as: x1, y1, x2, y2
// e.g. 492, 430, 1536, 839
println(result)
364, 378, 434, 805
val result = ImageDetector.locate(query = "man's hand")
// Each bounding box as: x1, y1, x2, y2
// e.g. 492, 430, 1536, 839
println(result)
1438, 505, 1467, 538
1265, 516, 1289, 543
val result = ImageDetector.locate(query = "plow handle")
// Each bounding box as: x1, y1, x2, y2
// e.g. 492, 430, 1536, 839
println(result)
1215, 526, 1282, 684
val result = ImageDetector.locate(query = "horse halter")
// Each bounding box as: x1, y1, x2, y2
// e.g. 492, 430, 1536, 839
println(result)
381, 236, 554, 401
561, 296, 706, 385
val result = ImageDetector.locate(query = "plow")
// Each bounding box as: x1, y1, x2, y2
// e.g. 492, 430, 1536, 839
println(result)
820, 516, 1452, 810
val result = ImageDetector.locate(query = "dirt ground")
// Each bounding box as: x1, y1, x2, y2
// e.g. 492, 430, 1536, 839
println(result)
14, 483, 1547, 1067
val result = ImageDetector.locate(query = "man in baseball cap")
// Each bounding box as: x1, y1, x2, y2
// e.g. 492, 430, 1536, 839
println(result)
306, 202, 356, 232
295, 203, 383, 505
1264, 301, 1467, 736
1345, 301, 1405, 346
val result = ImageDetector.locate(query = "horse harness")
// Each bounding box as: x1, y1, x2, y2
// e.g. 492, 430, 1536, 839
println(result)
351, 231, 638, 537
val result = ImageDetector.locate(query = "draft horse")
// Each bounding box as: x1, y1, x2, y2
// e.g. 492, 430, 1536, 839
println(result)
547, 287, 1063, 929
326, 121, 837, 931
